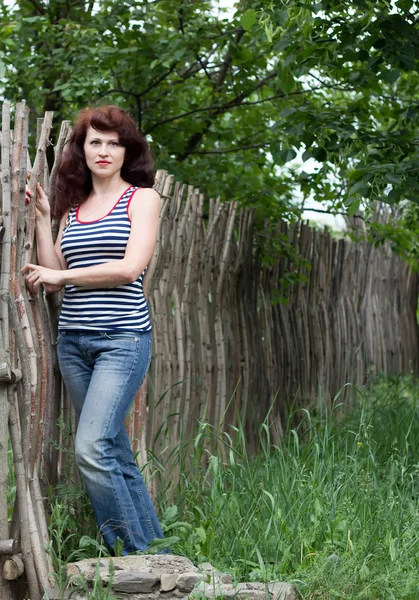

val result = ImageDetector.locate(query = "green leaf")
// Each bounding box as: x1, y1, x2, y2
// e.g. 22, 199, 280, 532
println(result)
396, 0, 413, 9
278, 68, 295, 94
406, 177, 419, 191
276, 148, 297, 164
162, 504, 178, 523
348, 181, 369, 198
113, 537, 124, 557
312, 147, 327, 162
22, 15, 44, 23
78, 536, 109, 555
195, 526, 207, 543
280, 107, 297, 118
387, 188, 403, 203
241, 9, 257, 31
276, 36, 292, 51
385, 174, 401, 185
381, 69, 400, 84
347, 198, 360, 217
138, 536, 179, 554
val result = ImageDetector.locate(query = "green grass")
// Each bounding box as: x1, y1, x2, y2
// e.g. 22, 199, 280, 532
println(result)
151, 375, 419, 599
40, 375, 419, 599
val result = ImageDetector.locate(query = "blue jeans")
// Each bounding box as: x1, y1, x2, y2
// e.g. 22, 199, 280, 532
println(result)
56, 330, 165, 555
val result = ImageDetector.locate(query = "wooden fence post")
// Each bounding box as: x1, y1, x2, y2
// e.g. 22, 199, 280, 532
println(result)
1, 102, 55, 600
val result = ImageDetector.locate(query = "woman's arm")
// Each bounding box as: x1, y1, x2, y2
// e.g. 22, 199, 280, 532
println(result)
22, 187, 160, 293
30, 183, 68, 272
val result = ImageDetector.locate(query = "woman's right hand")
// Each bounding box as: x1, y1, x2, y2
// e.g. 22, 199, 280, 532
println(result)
25, 182, 50, 219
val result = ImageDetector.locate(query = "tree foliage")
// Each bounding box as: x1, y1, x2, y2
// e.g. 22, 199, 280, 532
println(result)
0, 0, 418, 228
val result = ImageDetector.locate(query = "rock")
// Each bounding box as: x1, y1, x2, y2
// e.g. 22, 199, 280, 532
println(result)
198, 562, 233, 584
193, 583, 241, 598
67, 554, 197, 583
65, 555, 297, 600
113, 571, 160, 593
161, 573, 178, 592
268, 581, 298, 600
66, 564, 81, 578
193, 580, 297, 600
176, 572, 202, 592
234, 582, 269, 599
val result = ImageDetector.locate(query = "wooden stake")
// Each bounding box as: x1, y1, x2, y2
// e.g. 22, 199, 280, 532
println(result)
8, 383, 40, 600
3, 554, 24, 580
0, 100, 15, 600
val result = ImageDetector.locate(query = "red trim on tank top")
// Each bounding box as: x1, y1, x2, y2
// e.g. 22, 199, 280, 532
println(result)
76, 186, 134, 224
126, 186, 142, 223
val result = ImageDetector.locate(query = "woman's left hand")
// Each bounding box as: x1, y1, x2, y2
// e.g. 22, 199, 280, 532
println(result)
22, 263, 64, 293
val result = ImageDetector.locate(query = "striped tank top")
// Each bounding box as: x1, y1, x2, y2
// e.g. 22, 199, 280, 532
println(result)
58, 186, 152, 332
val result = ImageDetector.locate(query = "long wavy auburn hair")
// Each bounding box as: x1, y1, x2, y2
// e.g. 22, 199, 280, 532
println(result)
52, 105, 155, 218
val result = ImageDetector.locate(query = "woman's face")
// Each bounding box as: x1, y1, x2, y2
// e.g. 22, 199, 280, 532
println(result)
83, 126, 126, 178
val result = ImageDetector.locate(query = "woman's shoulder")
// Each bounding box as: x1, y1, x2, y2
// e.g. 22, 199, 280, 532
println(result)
128, 187, 161, 220
129, 187, 160, 207
131, 186, 160, 199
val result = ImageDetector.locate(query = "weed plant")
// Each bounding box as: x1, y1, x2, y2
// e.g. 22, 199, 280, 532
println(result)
153, 375, 419, 599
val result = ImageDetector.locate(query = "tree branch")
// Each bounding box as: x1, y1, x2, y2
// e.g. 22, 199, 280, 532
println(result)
175, 67, 278, 160
25, 0, 45, 14
196, 53, 214, 81
188, 142, 271, 155
144, 88, 317, 135
215, 27, 245, 89
206, 27, 244, 39
138, 62, 180, 97
144, 58, 224, 108
303, 207, 364, 220
156, 28, 246, 160
92, 88, 141, 102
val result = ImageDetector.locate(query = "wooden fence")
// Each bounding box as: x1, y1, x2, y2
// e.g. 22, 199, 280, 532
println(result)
133, 175, 419, 464
1, 105, 418, 598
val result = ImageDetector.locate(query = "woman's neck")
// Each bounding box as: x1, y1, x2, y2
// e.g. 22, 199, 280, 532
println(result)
90, 173, 128, 199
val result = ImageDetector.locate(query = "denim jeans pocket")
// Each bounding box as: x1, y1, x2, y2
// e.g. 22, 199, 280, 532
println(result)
102, 332, 139, 342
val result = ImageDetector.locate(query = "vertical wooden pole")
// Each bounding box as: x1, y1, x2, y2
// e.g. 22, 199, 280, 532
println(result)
0, 100, 14, 600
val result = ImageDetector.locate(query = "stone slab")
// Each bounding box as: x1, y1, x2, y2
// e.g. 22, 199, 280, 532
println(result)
67, 555, 197, 584
194, 580, 297, 600
161, 573, 179, 591
177, 572, 202, 593
113, 572, 160, 593
63, 555, 297, 600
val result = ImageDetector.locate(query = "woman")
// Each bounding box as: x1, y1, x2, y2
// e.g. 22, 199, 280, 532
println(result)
23, 105, 166, 556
